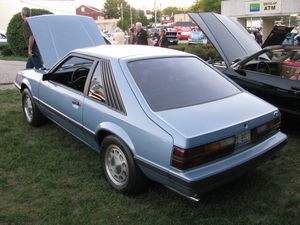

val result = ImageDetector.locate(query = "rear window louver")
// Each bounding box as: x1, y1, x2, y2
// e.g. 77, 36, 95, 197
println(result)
101, 60, 126, 114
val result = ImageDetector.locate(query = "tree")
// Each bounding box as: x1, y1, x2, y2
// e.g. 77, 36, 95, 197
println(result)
6, 8, 52, 56
149, 10, 162, 23
136, 10, 149, 27
117, 8, 149, 31
104, 0, 129, 19
190, 0, 221, 13
162, 7, 179, 16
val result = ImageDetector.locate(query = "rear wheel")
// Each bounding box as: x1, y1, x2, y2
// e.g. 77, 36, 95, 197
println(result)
100, 135, 148, 194
22, 89, 46, 126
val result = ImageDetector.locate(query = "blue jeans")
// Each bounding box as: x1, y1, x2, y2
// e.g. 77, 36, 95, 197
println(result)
26, 44, 43, 69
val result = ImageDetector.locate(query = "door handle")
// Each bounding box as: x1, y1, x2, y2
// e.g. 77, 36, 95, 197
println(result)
72, 99, 80, 106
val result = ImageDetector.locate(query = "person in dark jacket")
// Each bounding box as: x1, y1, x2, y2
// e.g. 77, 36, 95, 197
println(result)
21, 7, 43, 69
157, 29, 168, 48
135, 22, 150, 45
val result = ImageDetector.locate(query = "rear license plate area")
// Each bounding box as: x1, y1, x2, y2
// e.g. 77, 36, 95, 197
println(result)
235, 130, 251, 147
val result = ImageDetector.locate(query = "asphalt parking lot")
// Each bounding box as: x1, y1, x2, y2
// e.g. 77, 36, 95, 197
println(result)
0, 60, 26, 89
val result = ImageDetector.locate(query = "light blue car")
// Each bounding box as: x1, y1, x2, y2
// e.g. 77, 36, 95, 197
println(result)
15, 15, 287, 201
188, 31, 205, 45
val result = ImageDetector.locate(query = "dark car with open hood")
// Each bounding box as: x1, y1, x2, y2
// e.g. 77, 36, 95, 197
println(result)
189, 13, 300, 118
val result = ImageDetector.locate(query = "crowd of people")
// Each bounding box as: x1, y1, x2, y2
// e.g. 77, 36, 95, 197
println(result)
106, 22, 169, 48
248, 27, 263, 46
22, 6, 169, 70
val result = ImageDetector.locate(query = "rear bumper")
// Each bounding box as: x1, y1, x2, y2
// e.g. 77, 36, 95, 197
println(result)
137, 131, 287, 198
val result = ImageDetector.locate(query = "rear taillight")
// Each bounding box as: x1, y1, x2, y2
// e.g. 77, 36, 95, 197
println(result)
171, 137, 235, 170
252, 118, 281, 142
171, 117, 281, 170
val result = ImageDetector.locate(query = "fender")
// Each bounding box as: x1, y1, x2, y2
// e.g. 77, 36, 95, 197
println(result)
20, 78, 33, 94
96, 122, 136, 154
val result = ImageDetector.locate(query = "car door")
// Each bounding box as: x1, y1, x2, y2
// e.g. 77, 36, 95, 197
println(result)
82, 59, 126, 151
38, 55, 96, 140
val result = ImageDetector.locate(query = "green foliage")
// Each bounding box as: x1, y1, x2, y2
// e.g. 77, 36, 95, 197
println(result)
117, 18, 130, 31
104, 0, 150, 30
136, 9, 149, 27
117, 8, 149, 31
190, 0, 221, 13
149, 10, 162, 23
162, 7, 183, 16
104, 0, 129, 19
169, 44, 221, 61
0, 44, 13, 56
6, 8, 52, 57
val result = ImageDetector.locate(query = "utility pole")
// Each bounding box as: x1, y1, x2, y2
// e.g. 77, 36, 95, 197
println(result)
121, 2, 123, 29
154, 0, 157, 28
130, 5, 133, 27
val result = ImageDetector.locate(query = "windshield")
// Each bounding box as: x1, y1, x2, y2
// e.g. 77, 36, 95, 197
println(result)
128, 57, 240, 111
245, 48, 300, 65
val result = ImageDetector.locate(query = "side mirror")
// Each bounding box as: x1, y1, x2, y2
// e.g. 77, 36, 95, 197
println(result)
42, 73, 52, 81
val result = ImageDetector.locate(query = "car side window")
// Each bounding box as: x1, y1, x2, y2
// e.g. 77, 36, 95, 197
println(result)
88, 63, 106, 103
51, 56, 93, 92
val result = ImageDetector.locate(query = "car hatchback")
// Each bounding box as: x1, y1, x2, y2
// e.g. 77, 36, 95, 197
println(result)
15, 15, 287, 201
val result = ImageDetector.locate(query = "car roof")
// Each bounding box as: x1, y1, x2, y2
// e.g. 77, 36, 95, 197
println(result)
73, 45, 192, 60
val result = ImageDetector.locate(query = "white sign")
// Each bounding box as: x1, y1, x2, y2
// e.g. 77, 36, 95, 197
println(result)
261, 0, 281, 13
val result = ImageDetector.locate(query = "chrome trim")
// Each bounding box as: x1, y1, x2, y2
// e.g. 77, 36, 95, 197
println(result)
14, 82, 21, 90
165, 186, 200, 202
34, 96, 97, 138
36, 98, 83, 129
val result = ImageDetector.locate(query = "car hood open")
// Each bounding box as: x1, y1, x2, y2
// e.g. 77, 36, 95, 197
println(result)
189, 13, 261, 66
262, 25, 294, 48
27, 15, 106, 69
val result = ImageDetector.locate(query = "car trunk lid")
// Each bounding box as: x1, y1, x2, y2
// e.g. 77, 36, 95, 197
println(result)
154, 92, 277, 148
27, 15, 106, 69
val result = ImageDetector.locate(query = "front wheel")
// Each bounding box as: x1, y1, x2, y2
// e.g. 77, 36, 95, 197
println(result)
100, 135, 148, 194
22, 89, 46, 126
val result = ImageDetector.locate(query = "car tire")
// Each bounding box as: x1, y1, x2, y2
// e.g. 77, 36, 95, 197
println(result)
22, 88, 46, 126
100, 135, 148, 194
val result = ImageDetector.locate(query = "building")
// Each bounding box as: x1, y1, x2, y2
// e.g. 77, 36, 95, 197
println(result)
96, 17, 119, 33
221, 0, 300, 41
76, 5, 104, 20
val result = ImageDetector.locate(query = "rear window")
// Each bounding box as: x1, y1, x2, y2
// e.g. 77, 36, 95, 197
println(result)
128, 57, 240, 111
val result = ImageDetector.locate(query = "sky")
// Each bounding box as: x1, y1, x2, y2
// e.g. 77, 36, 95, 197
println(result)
0, 0, 195, 30
19, 0, 195, 13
